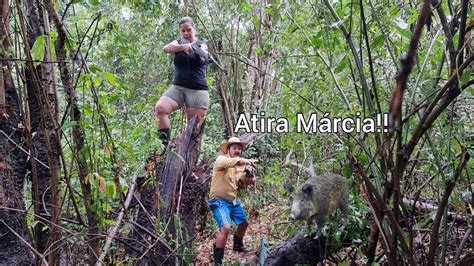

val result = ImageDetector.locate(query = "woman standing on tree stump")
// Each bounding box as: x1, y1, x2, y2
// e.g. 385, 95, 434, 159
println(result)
154, 16, 209, 153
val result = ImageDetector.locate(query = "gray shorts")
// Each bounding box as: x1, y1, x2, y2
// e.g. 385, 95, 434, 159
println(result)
163, 84, 209, 109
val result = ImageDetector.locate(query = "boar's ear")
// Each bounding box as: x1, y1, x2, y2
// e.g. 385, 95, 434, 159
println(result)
302, 183, 313, 196
284, 180, 294, 194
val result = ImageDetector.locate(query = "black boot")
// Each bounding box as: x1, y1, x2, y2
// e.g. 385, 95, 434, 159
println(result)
213, 244, 224, 264
158, 128, 170, 155
233, 235, 251, 252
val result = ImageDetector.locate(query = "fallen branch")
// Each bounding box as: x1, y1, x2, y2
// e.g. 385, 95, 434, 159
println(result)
402, 198, 470, 223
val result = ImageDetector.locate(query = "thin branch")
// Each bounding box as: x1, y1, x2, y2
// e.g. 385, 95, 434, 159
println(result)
403, 53, 474, 170
350, 155, 413, 264
221, 52, 325, 113
427, 149, 469, 265
388, 0, 431, 125
283, 150, 316, 177
366, 0, 398, 68
456, 0, 469, 66
360, 0, 382, 115
285, 10, 351, 110
324, 0, 373, 115
431, 0, 456, 68
407, 29, 442, 116
0, 129, 50, 169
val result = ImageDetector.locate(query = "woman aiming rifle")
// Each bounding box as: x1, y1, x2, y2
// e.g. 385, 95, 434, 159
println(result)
154, 17, 209, 153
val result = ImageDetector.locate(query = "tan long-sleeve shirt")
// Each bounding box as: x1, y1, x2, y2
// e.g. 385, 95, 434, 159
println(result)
209, 154, 245, 204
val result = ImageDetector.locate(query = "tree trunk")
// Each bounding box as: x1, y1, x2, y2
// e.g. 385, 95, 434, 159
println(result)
23, 0, 62, 263
127, 116, 206, 264
0, 2, 33, 262
0, 68, 35, 265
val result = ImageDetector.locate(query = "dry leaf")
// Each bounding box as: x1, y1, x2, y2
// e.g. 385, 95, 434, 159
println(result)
104, 144, 112, 156
98, 176, 106, 193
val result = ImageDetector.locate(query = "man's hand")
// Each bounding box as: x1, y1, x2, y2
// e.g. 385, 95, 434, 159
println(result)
239, 158, 258, 166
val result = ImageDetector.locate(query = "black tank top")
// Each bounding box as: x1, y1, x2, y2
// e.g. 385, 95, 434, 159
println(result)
173, 45, 208, 90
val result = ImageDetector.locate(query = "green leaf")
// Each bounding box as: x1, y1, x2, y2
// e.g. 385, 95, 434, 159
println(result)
243, 1, 252, 12
93, 76, 102, 86
289, 24, 299, 33
48, 31, 58, 39
395, 27, 412, 39
61, 120, 77, 132
460, 69, 472, 85
206, 76, 215, 86
102, 71, 120, 86
372, 35, 384, 49
85, 173, 94, 185
106, 181, 116, 198
89, 65, 101, 73
335, 57, 349, 74
343, 163, 352, 178
252, 15, 261, 29
104, 219, 116, 225
104, 105, 115, 116
109, 94, 120, 103
54, 1, 61, 10
31, 35, 46, 64
357, 153, 368, 165
311, 37, 323, 48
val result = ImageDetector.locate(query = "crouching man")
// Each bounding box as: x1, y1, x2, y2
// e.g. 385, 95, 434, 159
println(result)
209, 137, 258, 264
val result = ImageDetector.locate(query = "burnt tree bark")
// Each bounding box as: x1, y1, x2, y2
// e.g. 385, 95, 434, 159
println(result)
24, 0, 53, 257
21, 0, 62, 263
0, 65, 35, 265
0, 1, 33, 262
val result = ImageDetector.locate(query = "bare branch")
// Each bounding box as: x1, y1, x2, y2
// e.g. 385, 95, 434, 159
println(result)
427, 149, 469, 264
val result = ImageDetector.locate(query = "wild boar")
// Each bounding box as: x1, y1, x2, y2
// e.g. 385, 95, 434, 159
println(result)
288, 174, 349, 232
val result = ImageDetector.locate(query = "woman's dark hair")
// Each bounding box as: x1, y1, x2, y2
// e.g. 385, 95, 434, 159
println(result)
179, 17, 194, 27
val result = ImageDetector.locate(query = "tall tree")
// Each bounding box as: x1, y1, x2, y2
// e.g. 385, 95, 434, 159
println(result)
0, 0, 34, 263
21, 0, 62, 263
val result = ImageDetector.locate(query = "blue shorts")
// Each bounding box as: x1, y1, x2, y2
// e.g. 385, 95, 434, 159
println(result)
208, 198, 247, 229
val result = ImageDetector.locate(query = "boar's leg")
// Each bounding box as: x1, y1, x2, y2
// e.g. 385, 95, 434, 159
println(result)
338, 196, 349, 227
315, 213, 326, 229
312, 214, 326, 238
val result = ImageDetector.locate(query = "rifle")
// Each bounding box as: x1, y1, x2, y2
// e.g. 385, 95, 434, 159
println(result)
178, 38, 228, 75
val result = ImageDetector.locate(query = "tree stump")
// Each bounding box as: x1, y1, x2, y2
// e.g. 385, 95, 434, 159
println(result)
127, 116, 210, 264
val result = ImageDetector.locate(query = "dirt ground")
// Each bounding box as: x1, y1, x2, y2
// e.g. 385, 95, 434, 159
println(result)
193, 202, 286, 265
192, 200, 472, 265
